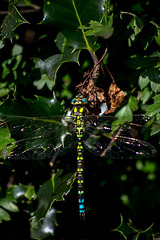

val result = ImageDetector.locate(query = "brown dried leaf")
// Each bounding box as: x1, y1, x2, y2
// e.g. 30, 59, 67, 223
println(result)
105, 82, 126, 114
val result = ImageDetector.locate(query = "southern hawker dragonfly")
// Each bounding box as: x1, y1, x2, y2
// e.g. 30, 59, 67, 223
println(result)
0, 94, 157, 220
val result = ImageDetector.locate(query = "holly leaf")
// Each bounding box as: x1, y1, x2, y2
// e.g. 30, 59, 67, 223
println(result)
0, 93, 64, 117
42, 0, 104, 50
1, 3, 28, 40
79, 1, 114, 39
114, 214, 155, 240
36, 32, 80, 82
38, 0, 105, 82
34, 170, 76, 220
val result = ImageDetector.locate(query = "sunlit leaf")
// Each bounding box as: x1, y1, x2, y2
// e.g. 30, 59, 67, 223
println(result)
0, 207, 11, 222
141, 87, 153, 104
139, 72, 150, 89
155, 29, 160, 46
31, 208, 57, 239
115, 104, 133, 122
6, 184, 35, 200
33, 74, 54, 91
128, 95, 139, 111
0, 124, 16, 159
0, 198, 19, 212
139, 67, 160, 92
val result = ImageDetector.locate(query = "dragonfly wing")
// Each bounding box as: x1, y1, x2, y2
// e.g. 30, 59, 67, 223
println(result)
83, 114, 157, 159
84, 134, 156, 159
0, 116, 76, 160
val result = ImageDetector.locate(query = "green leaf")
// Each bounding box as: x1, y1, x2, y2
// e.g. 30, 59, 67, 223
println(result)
146, 94, 160, 117
42, 0, 104, 50
127, 15, 144, 35
138, 72, 150, 89
125, 55, 157, 70
0, 82, 13, 98
33, 74, 54, 91
150, 122, 160, 136
113, 215, 136, 239
141, 87, 153, 104
125, 55, 157, 69
114, 214, 154, 240
79, 14, 114, 39
0, 40, 5, 49
0, 123, 16, 159
31, 208, 57, 239
6, 184, 35, 200
34, 170, 76, 220
24, 95, 64, 116
128, 95, 139, 111
155, 29, 160, 46
138, 67, 160, 92
79, 1, 114, 39
12, 44, 23, 56
147, 68, 160, 92
126, 15, 144, 46
0, 93, 64, 117
1, 4, 28, 40
145, 94, 160, 135
0, 207, 11, 222
139, 67, 160, 92
115, 103, 133, 122
36, 33, 80, 82
0, 198, 19, 212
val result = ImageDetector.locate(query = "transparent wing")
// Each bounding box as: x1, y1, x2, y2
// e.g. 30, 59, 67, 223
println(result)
83, 114, 157, 159
0, 115, 76, 160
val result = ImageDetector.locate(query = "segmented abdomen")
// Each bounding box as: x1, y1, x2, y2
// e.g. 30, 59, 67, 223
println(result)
72, 105, 86, 220
77, 139, 85, 220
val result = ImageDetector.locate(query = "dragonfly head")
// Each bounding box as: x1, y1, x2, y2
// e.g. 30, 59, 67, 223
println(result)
71, 94, 88, 105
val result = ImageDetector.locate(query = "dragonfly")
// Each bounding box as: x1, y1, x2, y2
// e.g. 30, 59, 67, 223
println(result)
0, 94, 157, 220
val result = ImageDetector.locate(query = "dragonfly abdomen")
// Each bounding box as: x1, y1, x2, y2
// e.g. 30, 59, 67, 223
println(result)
77, 140, 85, 220
71, 94, 88, 220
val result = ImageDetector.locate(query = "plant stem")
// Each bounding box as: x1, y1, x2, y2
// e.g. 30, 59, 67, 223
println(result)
89, 51, 98, 66
72, 0, 98, 65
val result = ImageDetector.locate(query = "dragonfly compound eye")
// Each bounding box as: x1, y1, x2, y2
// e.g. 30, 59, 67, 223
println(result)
82, 98, 88, 104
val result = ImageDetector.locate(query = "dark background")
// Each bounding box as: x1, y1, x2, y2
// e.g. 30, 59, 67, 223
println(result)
0, 0, 160, 239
